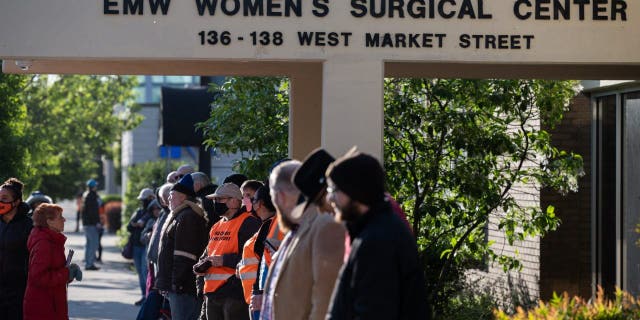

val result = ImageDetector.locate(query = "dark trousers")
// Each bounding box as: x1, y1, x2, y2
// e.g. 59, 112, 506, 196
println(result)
137, 290, 170, 320
205, 295, 249, 320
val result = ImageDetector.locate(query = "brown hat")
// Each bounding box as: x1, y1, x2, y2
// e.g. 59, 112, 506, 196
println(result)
293, 148, 335, 201
206, 183, 243, 200
326, 148, 385, 206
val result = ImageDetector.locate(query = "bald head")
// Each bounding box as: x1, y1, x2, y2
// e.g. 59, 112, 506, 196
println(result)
176, 165, 195, 176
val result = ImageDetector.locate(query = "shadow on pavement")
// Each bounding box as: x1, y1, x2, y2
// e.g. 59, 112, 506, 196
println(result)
69, 300, 140, 320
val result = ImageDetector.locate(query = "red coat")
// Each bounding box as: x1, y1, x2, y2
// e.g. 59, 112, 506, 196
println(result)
23, 227, 69, 320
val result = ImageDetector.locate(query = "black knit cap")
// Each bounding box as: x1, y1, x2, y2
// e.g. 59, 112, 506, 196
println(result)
171, 173, 196, 198
326, 149, 385, 206
293, 148, 335, 201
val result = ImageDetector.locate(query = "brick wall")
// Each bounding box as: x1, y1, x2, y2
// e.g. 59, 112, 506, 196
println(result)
468, 93, 592, 303
539, 93, 592, 299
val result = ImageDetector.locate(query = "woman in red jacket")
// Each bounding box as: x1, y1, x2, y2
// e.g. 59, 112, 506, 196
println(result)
23, 203, 82, 320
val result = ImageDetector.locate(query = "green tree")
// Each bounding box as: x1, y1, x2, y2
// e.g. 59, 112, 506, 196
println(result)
383, 78, 583, 316
199, 77, 289, 180
0, 74, 33, 182
23, 75, 140, 199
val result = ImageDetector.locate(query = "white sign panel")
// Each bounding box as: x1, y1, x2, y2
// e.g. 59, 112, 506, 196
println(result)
0, 0, 638, 63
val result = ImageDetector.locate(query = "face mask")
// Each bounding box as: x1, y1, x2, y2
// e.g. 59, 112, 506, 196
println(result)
213, 202, 228, 216
0, 200, 15, 215
242, 197, 252, 212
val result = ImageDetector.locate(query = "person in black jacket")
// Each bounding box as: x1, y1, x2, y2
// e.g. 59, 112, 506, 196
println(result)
325, 150, 428, 320
0, 178, 33, 320
157, 174, 209, 320
129, 187, 155, 306
82, 179, 102, 271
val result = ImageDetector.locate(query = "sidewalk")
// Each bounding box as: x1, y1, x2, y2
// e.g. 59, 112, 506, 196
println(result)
60, 200, 143, 320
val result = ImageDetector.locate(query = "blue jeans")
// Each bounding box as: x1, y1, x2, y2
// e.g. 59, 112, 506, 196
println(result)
133, 245, 148, 297
84, 225, 99, 268
167, 292, 200, 320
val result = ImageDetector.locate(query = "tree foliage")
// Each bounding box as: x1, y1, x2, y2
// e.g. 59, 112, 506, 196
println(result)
199, 77, 289, 180
0, 73, 139, 199
383, 78, 583, 316
0, 74, 32, 182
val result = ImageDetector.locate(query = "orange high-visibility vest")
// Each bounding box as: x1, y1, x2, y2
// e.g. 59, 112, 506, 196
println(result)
238, 233, 260, 304
203, 212, 252, 294
263, 219, 284, 266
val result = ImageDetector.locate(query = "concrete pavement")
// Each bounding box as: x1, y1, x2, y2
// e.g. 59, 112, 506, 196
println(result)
60, 200, 143, 320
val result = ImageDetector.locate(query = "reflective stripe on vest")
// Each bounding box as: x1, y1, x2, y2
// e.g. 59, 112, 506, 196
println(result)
204, 211, 252, 294
239, 232, 260, 304
263, 221, 285, 266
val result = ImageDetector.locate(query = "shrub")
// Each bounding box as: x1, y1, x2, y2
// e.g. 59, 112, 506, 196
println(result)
494, 287, 640, 320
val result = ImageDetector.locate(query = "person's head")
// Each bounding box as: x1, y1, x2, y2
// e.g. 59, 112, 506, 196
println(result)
223, 174, 248, 188
191, 172, 212, 194
33, 203, 65, 233
0, 178, 24, 217
206, 183, 243, 218
326, 149, 386, 222
269, 160, 302, 231
86, 179, 98, 191
26, 191, 53, 212
147, 199, 162, 218
137, 188, 155, 208
241, 180, 263, 212
176, 165, 195, 180
293, 148, 335, 213
158, 183, 173, 208
166, 171, 179, 183
169, 174, 196, 211
252, 185, 276, 220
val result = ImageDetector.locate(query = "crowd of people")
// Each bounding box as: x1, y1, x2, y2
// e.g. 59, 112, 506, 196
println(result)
129, 148, 427, 320
0, 146, 427, 320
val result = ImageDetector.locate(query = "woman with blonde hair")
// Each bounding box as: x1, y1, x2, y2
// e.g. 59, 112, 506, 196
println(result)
23, 203, 82, 320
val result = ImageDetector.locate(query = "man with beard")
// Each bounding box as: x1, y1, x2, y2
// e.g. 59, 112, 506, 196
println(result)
325, 149, 427, 320
196, 183, 261, 320
259, 156, 345, 320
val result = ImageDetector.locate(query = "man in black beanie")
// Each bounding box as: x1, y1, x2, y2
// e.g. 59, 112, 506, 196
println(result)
325, 149, 427, 320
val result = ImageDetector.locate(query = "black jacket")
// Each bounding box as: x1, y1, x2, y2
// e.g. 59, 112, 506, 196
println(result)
82, 190, 100, 226
327, 201, 428, 320
156, 201, 208, 295
0, 203, 33, 307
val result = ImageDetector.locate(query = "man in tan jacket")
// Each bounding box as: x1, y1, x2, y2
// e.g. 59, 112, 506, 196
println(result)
260, 154, 345, 320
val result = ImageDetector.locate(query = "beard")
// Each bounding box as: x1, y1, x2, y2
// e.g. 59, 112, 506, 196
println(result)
277, 211, 298, 232
336, 199, 360, 223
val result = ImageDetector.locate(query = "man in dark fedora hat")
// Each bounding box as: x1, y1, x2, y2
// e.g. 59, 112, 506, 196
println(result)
260, 149, 345, 320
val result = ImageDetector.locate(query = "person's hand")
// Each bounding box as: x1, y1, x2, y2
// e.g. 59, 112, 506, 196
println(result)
207, 255, 223, 267
68, 263, 83, 282
250, 294, 262, 311
159, 290, 168, 297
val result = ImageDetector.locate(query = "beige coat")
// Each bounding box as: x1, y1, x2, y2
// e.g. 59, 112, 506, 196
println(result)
267, 203, 346, 320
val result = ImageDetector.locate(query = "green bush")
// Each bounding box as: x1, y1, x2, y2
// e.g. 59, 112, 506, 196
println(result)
101, 194, 122, 204
494, 287, 640, 320
120, 160, 184, 244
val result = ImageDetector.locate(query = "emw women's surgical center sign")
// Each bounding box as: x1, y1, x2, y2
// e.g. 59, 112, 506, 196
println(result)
0, 0, 638, 64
